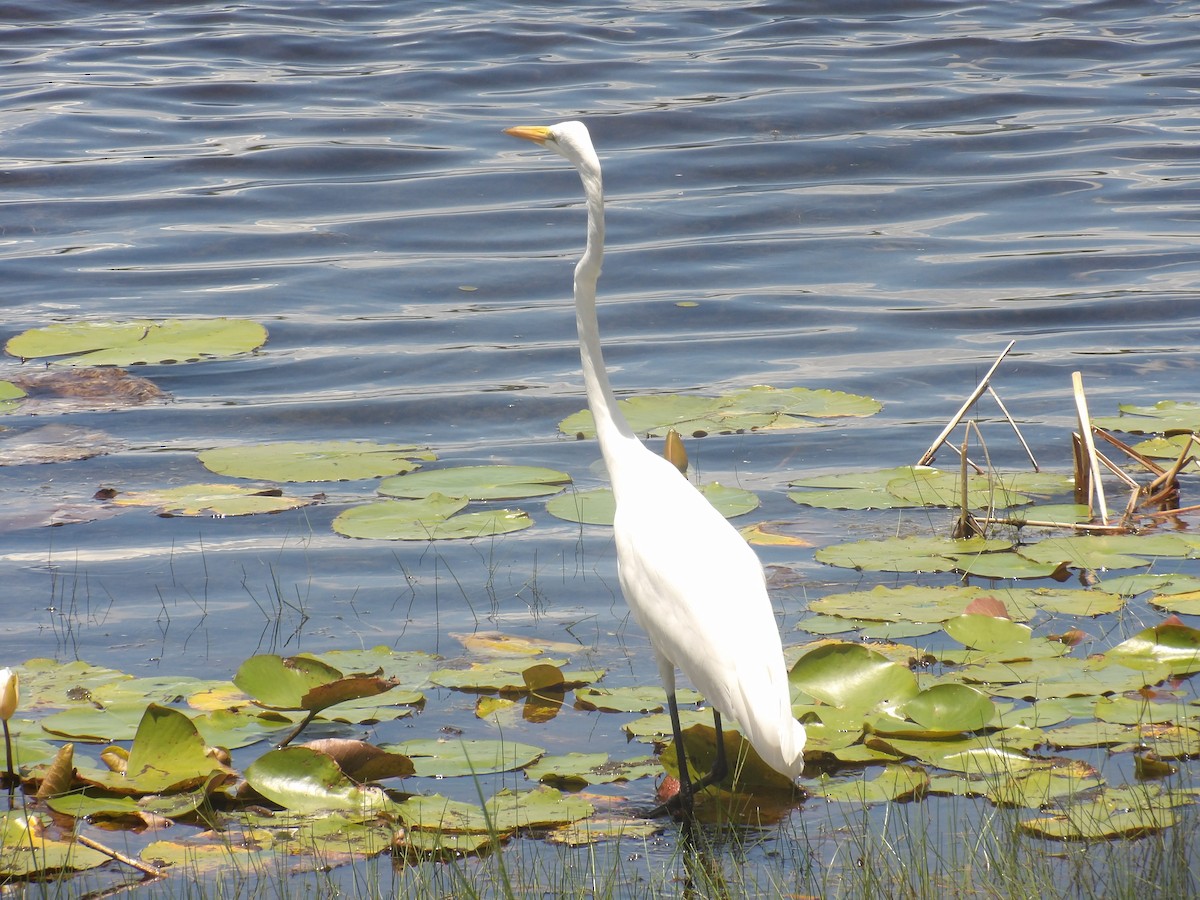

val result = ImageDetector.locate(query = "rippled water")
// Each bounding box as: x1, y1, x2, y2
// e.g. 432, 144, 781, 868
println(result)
2, 0, 1199, 889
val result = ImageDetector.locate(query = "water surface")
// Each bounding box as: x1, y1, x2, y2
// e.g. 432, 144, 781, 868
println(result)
1, 0, 1198, 890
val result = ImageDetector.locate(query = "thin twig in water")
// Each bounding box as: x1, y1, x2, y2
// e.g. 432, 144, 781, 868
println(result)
1094, 426, 1168, 477
75, 833, 167, 880
978, 516, 1130, 534
917, 340, 1016, 467
986, 385, 1038, 471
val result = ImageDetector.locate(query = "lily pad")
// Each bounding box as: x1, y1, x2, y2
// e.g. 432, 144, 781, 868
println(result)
1019, 786, 1180, 840
379, 465, 571, 501
243, 746, 393, 815
1104, 619, 1200, 676
897, 684, 995, 733
200, 440, 435, 482
789, 643, 919, 713
391, 738, 544, 778
1018, 534, 1192, 571
0, 813, 109, 876
110, 483, 313, 517
575, 685, 704, 714
560, 385, 880, 438
812, 764, 929, 803
333, 495, 532, 541
525, 753, 660, 787
233, 654, 395, 713
884, 469, 1030, 510
0, 380, 27, 414
1091, 400, 1200, 436
986, 765, 1103, 808
815, 535, 1012, 574
5, 318, 268, 367
788, 466, 933, 510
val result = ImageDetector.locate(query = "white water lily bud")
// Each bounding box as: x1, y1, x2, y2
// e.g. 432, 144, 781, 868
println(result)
0, 668, 18, 722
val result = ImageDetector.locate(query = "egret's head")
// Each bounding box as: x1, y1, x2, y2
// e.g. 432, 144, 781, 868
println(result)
505, 121, 599, 177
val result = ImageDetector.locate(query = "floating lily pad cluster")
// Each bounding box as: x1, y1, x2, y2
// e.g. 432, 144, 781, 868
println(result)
560, 384, 882, 439
789, 466, 1073, 512
5, 602, 1200, 882
789, 612, 1200, 840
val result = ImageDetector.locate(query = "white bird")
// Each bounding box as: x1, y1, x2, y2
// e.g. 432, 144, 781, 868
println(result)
505, 121, 806, 817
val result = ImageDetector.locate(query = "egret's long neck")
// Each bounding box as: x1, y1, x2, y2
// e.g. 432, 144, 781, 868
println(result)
572, 164, 640, 480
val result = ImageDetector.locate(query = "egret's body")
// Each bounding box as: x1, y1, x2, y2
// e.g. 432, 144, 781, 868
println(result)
505, 122, 806, 814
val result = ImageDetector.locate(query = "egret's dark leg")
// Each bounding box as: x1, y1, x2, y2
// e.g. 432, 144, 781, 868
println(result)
687, 709, 728, 794
651, 706, 732, 819
650, 688, 696, 819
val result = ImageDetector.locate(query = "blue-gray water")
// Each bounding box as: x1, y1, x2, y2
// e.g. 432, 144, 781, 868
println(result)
2, 0, 1199, 889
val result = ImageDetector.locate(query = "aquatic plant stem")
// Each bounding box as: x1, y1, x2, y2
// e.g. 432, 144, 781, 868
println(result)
75, 832, 167, 879
2, 719, 12, 785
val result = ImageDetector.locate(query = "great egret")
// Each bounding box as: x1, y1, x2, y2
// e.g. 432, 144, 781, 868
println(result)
505, 121, 806, 817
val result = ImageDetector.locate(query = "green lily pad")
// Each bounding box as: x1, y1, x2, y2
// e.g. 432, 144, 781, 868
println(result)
199, 440, 435, 482
310, 647, 440, 688
1104, 619, 1200, 675
243, 746, 393, 815
986, 765, 1104, 808
788, 466, 933, 510
953, 552, 1067, 580
5, 318, 267, 367
1149, 589, 1200, 616
812, 764, 929, 803
897, 684, 995, 733
123, 704, 236, 794
789, 643, 919, 713
525, 753, 660, 787
0, 812, 109, 876
1093, 694, 1184, 726
333, 494, 532, 541
68, 705, 235, 796
394, 793, 492, 834
1092, 400, 1200, 436
574, 685, 704, 714
0, 381, 26, 414
1100, 573, 1200, 598
1129, 434, 1200, 467
1019, 786, 1181, 840
396, 827, 495, 860
397, 786, 592, 835
884, 469, 1030, 510
390, 738, 544, 778
111, 483, 313, 517
40, 699, 162, 743
233, 654, 395, 713
380, 465, 571, 501
959, 656, 1168, 701
1018, 534, 1192, 571
545, 488, 616, 525
944, 614, 1033, 653
815, 535, 1012, 573
560, 385, 880, 438
190, 708, 295, 750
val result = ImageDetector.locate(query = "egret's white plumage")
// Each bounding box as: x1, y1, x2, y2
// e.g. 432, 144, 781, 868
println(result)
505, 121, 805, 813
